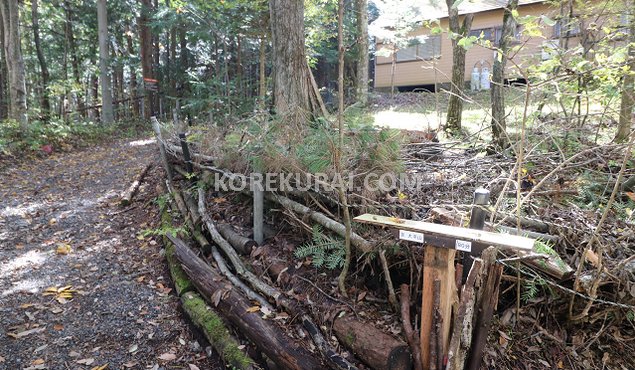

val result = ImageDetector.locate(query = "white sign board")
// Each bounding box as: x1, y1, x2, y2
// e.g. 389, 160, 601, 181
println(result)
399, 230, 424, 244
455, 240, 472, 252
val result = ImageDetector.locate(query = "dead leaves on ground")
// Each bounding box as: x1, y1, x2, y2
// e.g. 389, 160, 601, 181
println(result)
43, 285, 76, 303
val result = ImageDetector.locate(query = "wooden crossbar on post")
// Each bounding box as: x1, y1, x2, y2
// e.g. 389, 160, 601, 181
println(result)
353, 213, 534, 370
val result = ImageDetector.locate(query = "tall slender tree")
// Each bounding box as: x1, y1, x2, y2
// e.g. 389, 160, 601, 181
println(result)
139, 0, 155, 118
31, 0, 51, 118
0, 21, 7, 121
445, 0, 473, 132
0, 0, 28, 127
616, 0, 634, 143
490, 0, 518, 148
269, 0, 325, 123
97, 0, 114, 123
356, 0, 369, 105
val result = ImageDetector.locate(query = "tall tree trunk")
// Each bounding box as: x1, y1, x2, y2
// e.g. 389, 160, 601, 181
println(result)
153, 0, 161, 116
269, 0, 325, 123
0, 21, 8, 120
126, 25, 140, 117
258, 36, 266, 109
64, 0, 86, 117
616, 0, 635, 143
179, 26, 188, 98
139, 0, 154, 118
169, 22, 177, 97
490, 0, 517, 148
445, 0, 473, 133
0, 0, 28, 127
31, 0, 50, 119
97, 0, 114, 123
355, 0, 369, 105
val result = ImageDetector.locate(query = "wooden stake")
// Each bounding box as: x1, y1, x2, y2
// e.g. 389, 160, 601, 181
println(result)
420, 246, 456, 370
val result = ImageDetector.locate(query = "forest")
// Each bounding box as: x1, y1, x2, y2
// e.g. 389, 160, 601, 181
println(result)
1, 0, 634, 369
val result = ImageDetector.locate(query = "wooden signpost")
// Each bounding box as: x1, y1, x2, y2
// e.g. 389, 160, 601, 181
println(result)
353, 190, 535, 370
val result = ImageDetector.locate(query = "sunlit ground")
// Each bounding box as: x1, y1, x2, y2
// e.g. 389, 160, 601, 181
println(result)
128, 138, 156, 147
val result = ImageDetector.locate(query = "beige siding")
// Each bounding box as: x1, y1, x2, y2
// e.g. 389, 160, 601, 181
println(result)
374, 2, 579, 87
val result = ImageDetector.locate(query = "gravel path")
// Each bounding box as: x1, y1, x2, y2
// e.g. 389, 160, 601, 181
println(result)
0, 138, 219, 370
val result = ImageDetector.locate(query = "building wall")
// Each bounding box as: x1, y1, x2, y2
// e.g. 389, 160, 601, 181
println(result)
374, 2, 578, 88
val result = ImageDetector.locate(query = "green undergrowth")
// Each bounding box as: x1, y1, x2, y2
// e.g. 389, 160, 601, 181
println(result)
0, 117, 148, 156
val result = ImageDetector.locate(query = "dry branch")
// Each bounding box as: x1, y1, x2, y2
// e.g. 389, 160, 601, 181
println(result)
119, 163, 152, 206
266, 192, 373, 253
400, 284, 422, 370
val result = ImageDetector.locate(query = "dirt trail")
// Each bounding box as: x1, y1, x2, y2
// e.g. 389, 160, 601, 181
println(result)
0, 138, 218, 369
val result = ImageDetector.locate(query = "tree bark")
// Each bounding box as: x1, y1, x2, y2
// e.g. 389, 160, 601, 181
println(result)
169, 234, 322, 370
490, 0, 517, 148
31, 0, 51, 118
355, 0, 369, 105
269, 0, 325, 123
139, 0, 154, 119
616, 0, 635, 143
97, 0, 114, 123
0, 21, 7, 120
0, 0, 28, 127
125, 25, 140, 117
445, 0, 473, 132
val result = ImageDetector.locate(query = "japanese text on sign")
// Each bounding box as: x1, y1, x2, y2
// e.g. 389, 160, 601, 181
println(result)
399, 230, 425, 243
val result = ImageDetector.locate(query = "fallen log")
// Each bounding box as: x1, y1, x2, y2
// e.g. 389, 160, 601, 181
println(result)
217, 224, 257, 255
333, 313, 412, 370
120, 163, 152, 206
160, 205, 254, 369
169, 234, 322, 370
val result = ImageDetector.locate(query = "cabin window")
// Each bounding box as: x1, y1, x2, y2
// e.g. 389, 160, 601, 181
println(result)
553, 17, 581, 38
470, 28, 497, 44
395, 35, 441, 62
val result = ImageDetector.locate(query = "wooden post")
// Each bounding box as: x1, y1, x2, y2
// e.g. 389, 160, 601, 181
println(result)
463, 188, 489, 282
179, 133, 194, 175
253, 176, 264, 245
420, 244, 456, 369
353, 214, 534, 370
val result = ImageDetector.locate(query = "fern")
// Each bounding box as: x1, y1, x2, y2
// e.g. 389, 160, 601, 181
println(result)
294, 225, 346, 270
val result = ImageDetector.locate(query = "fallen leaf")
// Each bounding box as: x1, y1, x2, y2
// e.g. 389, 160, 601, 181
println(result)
0, 355, 4, 362
626, 192, 635, 201
123, 361, 138, 368
158, 353, 177, 361
90, 365, 108, 370
246, 306, 260, 313
7, 327, 46, 339
188, 364, 201, 370
31, 359, 45, 365
77, 358, 95, 365
56, 244, 72, 255
357, 291, 367, 302
128, 344, 138, 353
53, 324, 64, 331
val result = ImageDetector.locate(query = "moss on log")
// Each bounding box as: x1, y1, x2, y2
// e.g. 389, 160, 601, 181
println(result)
181, 291, 255, 370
